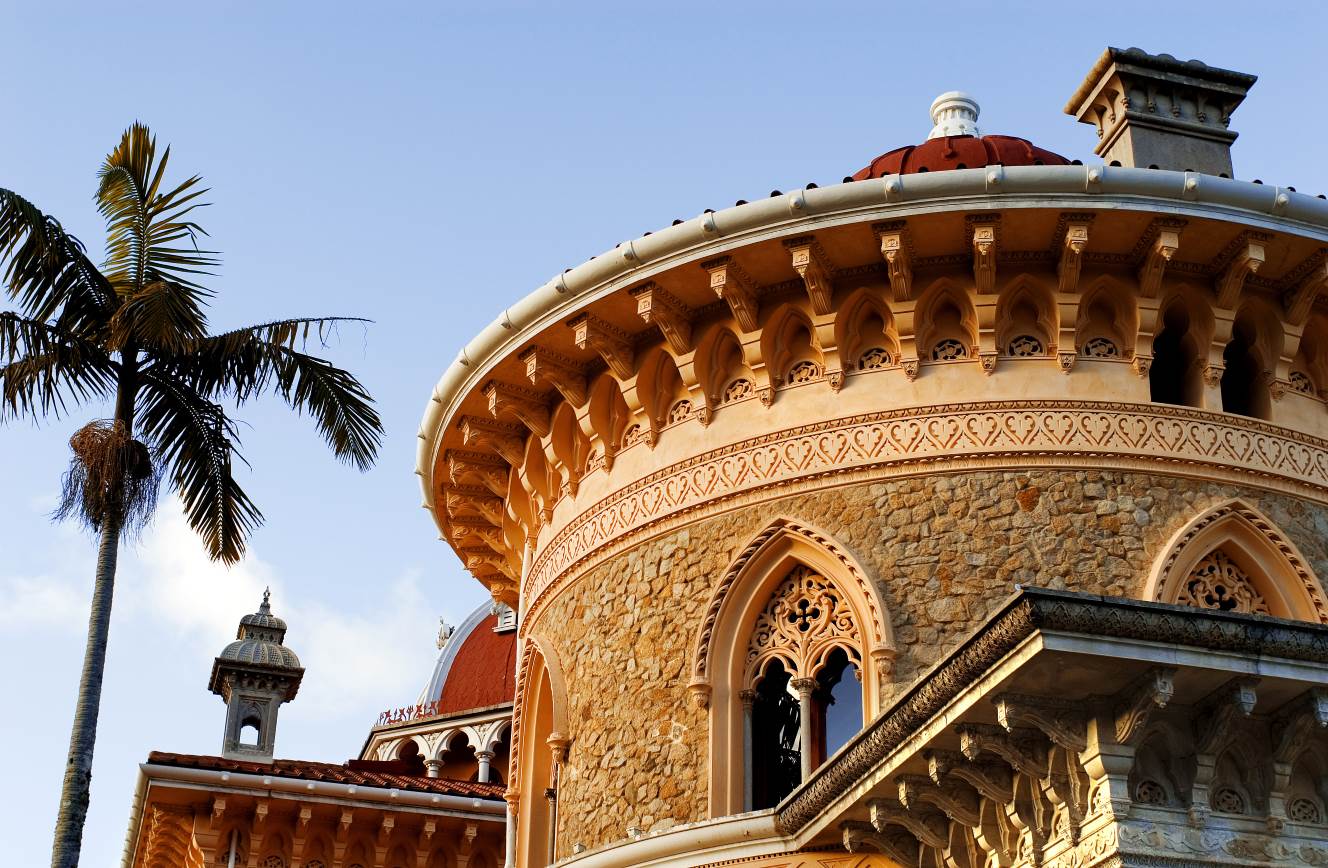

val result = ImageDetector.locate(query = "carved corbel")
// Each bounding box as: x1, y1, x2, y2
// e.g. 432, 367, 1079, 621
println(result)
569, 313, 635, 380
447, 452, 509, 497
1195, 677, 1259, 755
209, 798, 226, 828
785, 236, 836, 314
994, 693, 1087, 753
842, 820, 920, 864
897, 774, 982, 828
463, 547, 517, 580
970, 219, 998, 294
449, 517, 506, 554
902, 358, 920, 381
868, 799, 949, 850
1215, 236, 1267, 309
876, 222, 914, 302
1138, 227, 1181, 298
484, 380, 551, 438
927, 750, 1015, 805
1058, 219, 1091, 293
631, 283, 693, 354
1283, 251, 1328, 326
445, 486, 505, 525
333, 808, 353, 865
1272, 688, 1328, 764
460, 415, 526, 466
415, 820, 437, 868
703, 256, 760, 332
957, 723, 1050, 779
520, 346, 588, 407
1113, 666, 1177, 746
686, 678, 712, 710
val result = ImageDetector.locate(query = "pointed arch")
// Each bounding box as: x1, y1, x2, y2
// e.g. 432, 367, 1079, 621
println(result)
1145, 499, 1328, 623
1076, 276, 1137, 359
995, 276, 1058, 357
694, 324, 756, 406
510, 632, 570, 867
836, 288, 899, 373
914, 279, 978, 362
1151, 286, 1213, 408
691, 517, 896, 817
761, 303, 824, 386
636, 346, 689, 427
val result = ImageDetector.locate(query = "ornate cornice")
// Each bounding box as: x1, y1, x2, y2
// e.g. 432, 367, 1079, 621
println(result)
775, 588, 1328, 835
523, 401, 1328, 619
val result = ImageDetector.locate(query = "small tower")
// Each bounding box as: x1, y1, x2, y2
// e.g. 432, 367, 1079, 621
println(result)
208, 589, 304, 763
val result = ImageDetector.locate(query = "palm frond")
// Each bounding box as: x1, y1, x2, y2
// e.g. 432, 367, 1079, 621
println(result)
159, 317, 383, 471
0, 189, 116, 332
98, 124, 214, 349
137, 370, 261, 563
0, 312, 117, 418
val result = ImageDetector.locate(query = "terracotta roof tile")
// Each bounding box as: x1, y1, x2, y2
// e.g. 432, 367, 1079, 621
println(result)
146, 751, 505, 799
436, 614, 517, 714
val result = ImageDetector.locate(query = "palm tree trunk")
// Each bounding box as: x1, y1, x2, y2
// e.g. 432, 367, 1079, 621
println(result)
49, 513, 122, 868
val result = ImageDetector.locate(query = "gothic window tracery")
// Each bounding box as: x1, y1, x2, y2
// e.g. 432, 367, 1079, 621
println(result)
1007, 334, 1044, 357
785, 360, 822, 386
1291, 370, 1316, 395
1082, 336, 1120, 358
856, 347, 892, 370
721, 378, 754, 404
667, 400, 692, 424
1179, 549, 1271, 615
746, 565, 863, 809
931, 338, 968, 361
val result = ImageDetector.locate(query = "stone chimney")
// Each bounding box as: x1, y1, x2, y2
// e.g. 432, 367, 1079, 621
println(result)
1065, 47, 1257, 178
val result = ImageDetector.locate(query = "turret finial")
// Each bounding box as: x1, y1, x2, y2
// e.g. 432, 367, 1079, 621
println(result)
928, 92, 981, 140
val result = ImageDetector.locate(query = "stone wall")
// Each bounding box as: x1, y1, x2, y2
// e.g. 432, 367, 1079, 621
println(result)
527, 468, 1328, 857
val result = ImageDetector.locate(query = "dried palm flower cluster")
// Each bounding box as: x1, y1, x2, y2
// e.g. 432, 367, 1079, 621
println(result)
55, 420, 160, 536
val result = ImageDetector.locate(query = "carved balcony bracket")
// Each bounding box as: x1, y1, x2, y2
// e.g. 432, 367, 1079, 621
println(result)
445, 486, 505, 526
569, 313, 635, 380
1272, 687, 1328, 764
1137, 224, 1182, 298
460, 415, 526, 466
448, 516, 506, 555
896, 774, 982, 828
969, 218, 999, 294
462, 547, 516, 581
875, 222, 915, 302
1057, 219, 1092, 294
785, 236, 836, 315
868, 799, 950, 850
842, 820, 919, 865
994, 693, 1088, 754
703, 256, 760, 333
484, 380, 552, 438
1283, 250, 1328, 326
1113, 666, 1178, 746
957, 723, 1050, 779
521, 346, 588, 407
926, 749, 1015, 804
447, 451, 509, 497
1215, 236, 1267, 309
631, 282, 694, 355
1194, 676, 1260, 755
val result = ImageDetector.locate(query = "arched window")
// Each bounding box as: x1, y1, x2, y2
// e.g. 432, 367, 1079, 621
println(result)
743, 564, 864, 808
1151, 304, 1203, 407
513, 636, 569, 866
1146, 500, 1328, 623
692, 518, 895, 818
1220, 318, 1271, 419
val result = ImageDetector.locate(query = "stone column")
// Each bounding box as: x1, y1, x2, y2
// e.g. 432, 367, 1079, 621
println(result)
476, 749, 495, 784
502, 791, 519, 868
739, 689, 756, 811
791, 677, 818, 783
424, 759, 443, 779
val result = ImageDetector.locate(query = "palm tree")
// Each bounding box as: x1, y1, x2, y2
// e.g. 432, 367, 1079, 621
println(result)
0, 123, 384, 868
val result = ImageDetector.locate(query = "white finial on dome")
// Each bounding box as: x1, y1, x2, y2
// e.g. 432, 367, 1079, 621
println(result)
928, 92, 981, 140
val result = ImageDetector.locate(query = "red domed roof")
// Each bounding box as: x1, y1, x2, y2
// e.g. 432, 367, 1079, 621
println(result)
436, 613, 517, 714
852, 135, 1071, 180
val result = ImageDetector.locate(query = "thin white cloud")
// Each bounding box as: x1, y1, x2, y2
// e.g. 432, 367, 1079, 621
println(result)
0, 573, 86, 629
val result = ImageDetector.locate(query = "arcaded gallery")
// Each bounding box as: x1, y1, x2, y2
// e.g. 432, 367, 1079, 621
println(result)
125, 47, 1328, 868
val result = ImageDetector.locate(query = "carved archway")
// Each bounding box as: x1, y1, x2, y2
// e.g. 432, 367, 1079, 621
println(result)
1145, 499, 1328, 623
691, 517, 896, 817
509, 633, 570, 868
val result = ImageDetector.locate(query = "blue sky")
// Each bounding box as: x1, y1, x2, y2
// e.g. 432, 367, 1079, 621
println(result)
3, 1, 1327, 863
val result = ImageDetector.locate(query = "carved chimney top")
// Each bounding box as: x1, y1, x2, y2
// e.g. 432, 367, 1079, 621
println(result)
1064, 47, 1257, 178
928, 92, 981, 140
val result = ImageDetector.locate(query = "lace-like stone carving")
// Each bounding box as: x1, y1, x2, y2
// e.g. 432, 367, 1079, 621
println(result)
668, 400, 692, 424
786, 360, 822, 385
722, 378, 754, 404
1082, 336, 1119, 358
1212, 786, 1247, 814
1291, 371, 1316, 395
745, 565, 862, 685
622, 424, 648, 447
1134, 779, 1167, 805
931, 339, 968, 361
1008, 335, 1044, 357
857, 347, 892, 370
1290, 797, 1322, 823
1179, 550, 1271, 615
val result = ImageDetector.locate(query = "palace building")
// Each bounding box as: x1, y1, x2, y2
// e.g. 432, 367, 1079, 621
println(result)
126, 47, 1328, 868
